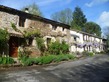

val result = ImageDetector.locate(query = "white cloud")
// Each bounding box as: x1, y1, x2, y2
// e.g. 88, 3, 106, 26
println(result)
97, 11, 109, 28
85, 0, 109, 7
97, 11, 109, 36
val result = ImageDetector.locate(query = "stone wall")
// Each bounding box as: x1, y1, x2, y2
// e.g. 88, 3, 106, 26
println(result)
0, 11, 19, 28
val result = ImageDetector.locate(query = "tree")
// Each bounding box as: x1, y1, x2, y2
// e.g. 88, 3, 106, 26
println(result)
71, 6, 87, 30
84, 22, 101, 37
102, 26, 109, 37
21, 3, 43, 16
103, 26, 109, 52
51, 8, 73, 25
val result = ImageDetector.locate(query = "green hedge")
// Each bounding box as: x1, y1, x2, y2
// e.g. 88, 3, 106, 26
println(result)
0, 57, 14, 65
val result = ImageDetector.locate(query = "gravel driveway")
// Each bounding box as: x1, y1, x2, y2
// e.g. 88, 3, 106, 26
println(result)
0, 54, 109, 82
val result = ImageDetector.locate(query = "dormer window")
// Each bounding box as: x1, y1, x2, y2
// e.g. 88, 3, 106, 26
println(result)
52, 25, 57, 30
19, 17, 26, 27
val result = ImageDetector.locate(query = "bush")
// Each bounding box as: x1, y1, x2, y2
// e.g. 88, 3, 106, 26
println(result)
0, 57, 14, 65
19, 56, 35, 66
48, 41, 69, 55
82, 51, 94, 57
0, 29, 9, 55
36, 55, 56, 64
54, 55, 69, 62
36, 54, 76, 64
18, 51, 30, 66
19, 54, 76, 66
36, 37, 45, 52
88, 52, 94, 56
67, 54, 76, 60
54, 54, 76, 62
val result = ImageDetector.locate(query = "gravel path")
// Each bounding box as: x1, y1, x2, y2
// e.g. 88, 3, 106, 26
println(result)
0, 54, 109, 82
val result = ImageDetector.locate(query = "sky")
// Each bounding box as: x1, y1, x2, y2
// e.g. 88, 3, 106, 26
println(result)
0, 0, 109, 34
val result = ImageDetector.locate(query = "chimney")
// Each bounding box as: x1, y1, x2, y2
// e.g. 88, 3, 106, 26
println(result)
25, 8, 29, 13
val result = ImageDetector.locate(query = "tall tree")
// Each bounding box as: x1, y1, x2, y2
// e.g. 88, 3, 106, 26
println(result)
51, 8, 73, 25
84, 22, 101, 37
102, 26, 109, 37
71, 6, 87, 30
21, 3, 43, 16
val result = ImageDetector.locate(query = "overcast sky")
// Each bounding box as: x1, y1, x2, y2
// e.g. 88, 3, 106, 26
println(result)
0, 0, 109, 32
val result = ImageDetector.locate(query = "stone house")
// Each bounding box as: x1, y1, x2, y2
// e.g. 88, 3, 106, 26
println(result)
0, 5, 106, 58
0, 5, 70, 57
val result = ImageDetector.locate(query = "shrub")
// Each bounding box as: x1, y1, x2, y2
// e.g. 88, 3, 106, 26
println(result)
88, 52, 94, 57
18, 51, 30, 66
0, 57, 14, 65
54, 54, 76, 62
82, 51, 89, 56
48, 41, 69, 55
24, 29, 40, 38
19, 54, 76, 66
82, 51, 94, 57
37, 55, 56, 64
67, 54, 76, 60
22, 58, 34, 66
0, 29, 9, 55
36, 37, 45, 52
54, 55, 69, 62
76, 51, 81, 55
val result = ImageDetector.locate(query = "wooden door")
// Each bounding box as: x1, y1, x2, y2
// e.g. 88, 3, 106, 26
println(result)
9, 37, 19, 57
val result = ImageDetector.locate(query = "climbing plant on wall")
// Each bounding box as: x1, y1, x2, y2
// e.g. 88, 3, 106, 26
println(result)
36, 37, 45, 52
0, 28, 9, 55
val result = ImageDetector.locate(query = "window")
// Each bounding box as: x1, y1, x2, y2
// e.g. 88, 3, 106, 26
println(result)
52, 25, 57, 30
83, 35, 85, 41
74, 37, 77, 41
28, 38, 33, 46
47, 38, 51, 47
19, 17, 26, 27
62, 28, 64, 31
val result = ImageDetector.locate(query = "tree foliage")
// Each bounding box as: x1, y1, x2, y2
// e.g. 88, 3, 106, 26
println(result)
102, 26, 109, 37
104, 27, 109, 52
21, 3, 43, 16
84, 22, 101, 37
51, 8, 73, 25
71, 6, 87, 30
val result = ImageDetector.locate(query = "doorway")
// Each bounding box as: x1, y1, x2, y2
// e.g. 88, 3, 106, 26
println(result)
9, 36, 19, 57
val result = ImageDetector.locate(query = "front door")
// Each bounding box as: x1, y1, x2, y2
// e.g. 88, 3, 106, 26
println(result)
9, 36, 19, 57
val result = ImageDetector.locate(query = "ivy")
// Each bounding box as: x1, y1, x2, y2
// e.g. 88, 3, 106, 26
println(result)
36, 37, 45, 52
24, 29, 40, 38
0, 29, 9, 54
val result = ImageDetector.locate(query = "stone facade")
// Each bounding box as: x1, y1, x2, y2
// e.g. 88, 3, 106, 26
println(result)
0, 11, 18, 28
0, 5, 106, 57
0, 5, 70, 57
